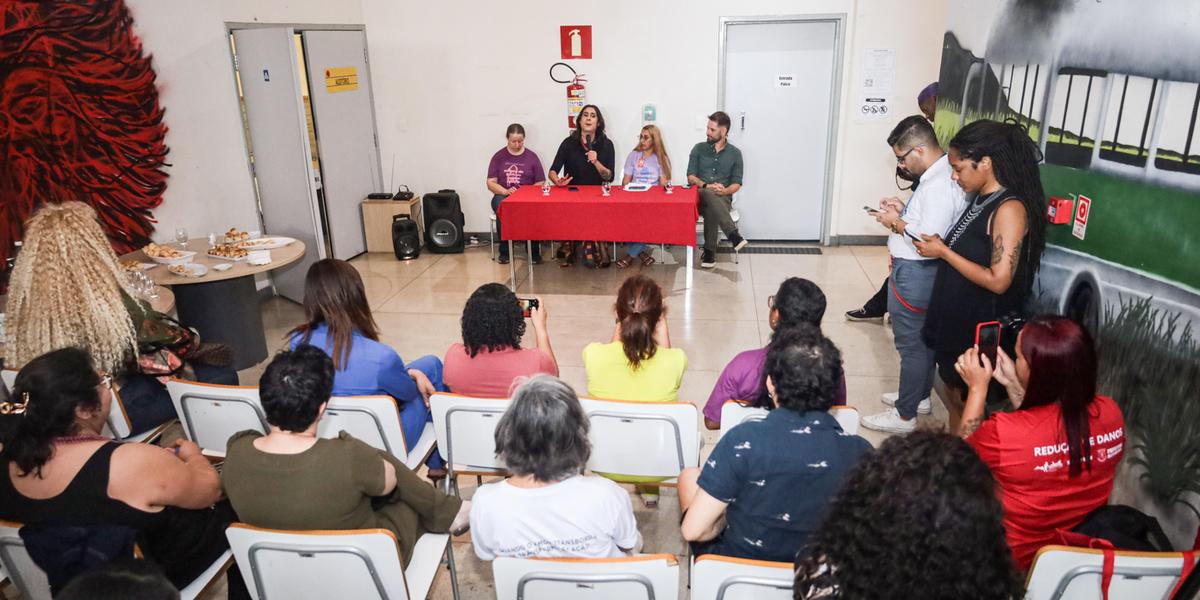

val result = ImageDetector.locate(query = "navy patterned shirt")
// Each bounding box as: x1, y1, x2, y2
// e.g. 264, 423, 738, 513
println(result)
697, 408, 871, 562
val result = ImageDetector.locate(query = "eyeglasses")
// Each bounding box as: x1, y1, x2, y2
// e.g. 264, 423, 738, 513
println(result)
768, 295, 775, 309
640, 134, 651, 139
895, 144, 924, 164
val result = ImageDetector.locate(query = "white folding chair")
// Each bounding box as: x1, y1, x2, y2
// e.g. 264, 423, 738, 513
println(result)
2, 369, 168, 444
317, 395, 436, 471
580, 398, 700, 484
691, 554, 793, 600
1025, 545, 1199, 600
226, 523, 458, 600
493, 554, 678, 600
166, 379, 267, 457
718, 401, 859, 439
429, 393, 511, 495
0, 520, 50, 600
179, 550, 235, 600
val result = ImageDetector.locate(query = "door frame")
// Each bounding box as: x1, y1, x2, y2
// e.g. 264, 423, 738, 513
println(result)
718, 14, 847, 244
225, 22, 385, 254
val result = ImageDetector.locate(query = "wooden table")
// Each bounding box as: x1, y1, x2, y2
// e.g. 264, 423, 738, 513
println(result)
146, 286, 176, 314
122, 238, 307, 369
362, 197, 422, 253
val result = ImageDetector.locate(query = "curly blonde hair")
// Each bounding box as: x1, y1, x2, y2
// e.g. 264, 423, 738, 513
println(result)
7, 202, 137, 373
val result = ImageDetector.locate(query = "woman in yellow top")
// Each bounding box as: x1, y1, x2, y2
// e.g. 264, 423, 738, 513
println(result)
583, 274, 687, 507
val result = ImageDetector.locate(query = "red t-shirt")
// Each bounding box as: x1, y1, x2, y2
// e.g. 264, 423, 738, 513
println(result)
442, 343, 558, 398
967, 395, 1125, 570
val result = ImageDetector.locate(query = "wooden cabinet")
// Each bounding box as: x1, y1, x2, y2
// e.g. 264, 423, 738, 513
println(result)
361, 197, 422, 253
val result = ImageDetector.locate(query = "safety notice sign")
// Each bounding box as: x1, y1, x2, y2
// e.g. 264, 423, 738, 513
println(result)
325, 66, 358, 93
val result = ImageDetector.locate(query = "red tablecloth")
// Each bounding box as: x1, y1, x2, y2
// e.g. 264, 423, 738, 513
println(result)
497, 185, 699, 246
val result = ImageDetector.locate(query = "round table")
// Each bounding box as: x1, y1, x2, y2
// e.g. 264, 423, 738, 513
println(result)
121, 238, 306, 370
146, 285, 176, 314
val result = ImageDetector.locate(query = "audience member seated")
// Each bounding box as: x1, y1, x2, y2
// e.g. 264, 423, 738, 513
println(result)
488, 123, 546, 265
221, 345, 468, 567
793, 431, 1021, 600
679, 325, 870, 563
5, 201, 237, 435
955, 315, 1124, 570
443, 284, 558, 397
469, 375, 640, 560
616, 124, 672, 268
0, 348, 243, 596
56, 559, 180, 600
288, 258, 447, 474
702, 277, 847, 430
584, 274, 687, 507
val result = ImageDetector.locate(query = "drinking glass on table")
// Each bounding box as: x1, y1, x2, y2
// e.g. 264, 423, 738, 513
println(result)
602, 181, 611, 196
175, 227, 188, 248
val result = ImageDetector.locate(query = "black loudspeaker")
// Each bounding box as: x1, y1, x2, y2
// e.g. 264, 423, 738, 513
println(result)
392, 215, 421, 261
423, 189, 465, 253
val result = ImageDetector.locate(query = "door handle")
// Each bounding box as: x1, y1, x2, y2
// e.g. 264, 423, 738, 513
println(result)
740, 112, 746, 131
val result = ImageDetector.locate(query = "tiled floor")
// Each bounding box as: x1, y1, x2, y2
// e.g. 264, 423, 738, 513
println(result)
211, 244, 949, 599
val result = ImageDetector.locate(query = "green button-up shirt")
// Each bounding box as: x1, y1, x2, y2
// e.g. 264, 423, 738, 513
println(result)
686, 141, 744, 187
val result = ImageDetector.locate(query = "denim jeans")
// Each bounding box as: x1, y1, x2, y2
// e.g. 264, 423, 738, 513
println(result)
403, 354, 447, 470
887, 258, 938, 419
491, 193, 541, 260
625, 243, 649, 258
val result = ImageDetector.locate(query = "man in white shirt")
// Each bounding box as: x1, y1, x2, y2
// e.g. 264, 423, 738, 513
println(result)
862, 116, 968, 433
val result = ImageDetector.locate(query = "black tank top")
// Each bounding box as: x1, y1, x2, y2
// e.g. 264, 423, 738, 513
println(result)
923, 188, 1032, 355
0, 441, 235, 587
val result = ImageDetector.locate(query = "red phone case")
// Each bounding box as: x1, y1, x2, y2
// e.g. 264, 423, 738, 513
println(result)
974, 321, 1002, 346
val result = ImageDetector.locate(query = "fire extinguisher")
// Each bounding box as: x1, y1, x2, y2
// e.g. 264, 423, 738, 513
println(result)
551, 62, 587, 130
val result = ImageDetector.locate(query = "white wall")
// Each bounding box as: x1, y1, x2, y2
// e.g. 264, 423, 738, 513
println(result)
124, 0, 364, 243
362, 0, 949, 240
128, 0, 946, 244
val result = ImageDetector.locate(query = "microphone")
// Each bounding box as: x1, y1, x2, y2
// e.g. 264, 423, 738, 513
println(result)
584, 133, 593, 152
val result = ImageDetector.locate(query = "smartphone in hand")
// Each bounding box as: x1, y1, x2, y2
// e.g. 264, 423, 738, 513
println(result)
518, 297, 540, 318
863, 205, 881, 214
975, 321, 1001, 366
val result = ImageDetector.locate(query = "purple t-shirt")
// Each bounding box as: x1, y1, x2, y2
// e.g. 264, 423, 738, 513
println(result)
622, 151, 663, 184
487, 148, 544, 190
703, 347, 849, 424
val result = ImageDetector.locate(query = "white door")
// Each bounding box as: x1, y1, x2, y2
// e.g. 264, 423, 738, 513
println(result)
302, 30, 380, 259
723, 20, 839, 240
233, 27, 323, 302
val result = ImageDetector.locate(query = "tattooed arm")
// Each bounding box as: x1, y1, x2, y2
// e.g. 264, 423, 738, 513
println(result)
954, 346, 993, 438
919, 200, 1027, 294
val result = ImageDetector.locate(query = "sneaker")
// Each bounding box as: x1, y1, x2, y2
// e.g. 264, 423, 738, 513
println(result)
640, 493, 659, 509
497, 254, 510, 265
845, 307, 884, 322
729, 231, 749, 252
700, 249, 717, 268
861, 408, 917, 434
881, 392, 932, 415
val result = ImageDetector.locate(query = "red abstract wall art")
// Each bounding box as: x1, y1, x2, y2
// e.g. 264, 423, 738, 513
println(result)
0, 0, 168, 263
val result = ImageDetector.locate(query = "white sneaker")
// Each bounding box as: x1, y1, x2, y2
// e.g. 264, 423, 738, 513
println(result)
861, 408, 918, 434
881, 392, 932, 415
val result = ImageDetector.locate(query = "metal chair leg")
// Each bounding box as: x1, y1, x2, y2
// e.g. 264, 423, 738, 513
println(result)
445, 537, 461, 600
489, 218, 497, 261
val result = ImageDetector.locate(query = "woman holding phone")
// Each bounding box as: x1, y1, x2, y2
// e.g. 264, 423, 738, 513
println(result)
548, 104, 615, 267
443, 283, 558, 397
617, 125, 672, 268
912, 119, 1046, 427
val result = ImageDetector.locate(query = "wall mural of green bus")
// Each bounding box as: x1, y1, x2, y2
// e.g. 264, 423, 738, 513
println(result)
937, 0, 1200, 545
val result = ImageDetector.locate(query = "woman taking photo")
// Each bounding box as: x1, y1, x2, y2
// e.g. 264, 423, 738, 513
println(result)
289, 259, 446, 473
955, 315, 1124, 570
616, 124, 672, 268
548, 104, 615, 267
443, 283, 558, 397
913, 119, 1047, 426
6, 201, 236, 436
0, 348, 242, 596
222, 345, 469, 567
487, 123, 545, 265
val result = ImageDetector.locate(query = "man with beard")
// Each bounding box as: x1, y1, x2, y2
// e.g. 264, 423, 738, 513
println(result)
687, 111, 748, 268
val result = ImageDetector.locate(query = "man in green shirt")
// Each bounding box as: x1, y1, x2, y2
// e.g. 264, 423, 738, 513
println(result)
687, 111, 748, 268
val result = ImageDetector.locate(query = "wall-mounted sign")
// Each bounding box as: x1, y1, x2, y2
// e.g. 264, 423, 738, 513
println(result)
325, 67, 358, 93
560, 26, 592, 59
1073, 194, 1092, 240
776, 74, 796, 88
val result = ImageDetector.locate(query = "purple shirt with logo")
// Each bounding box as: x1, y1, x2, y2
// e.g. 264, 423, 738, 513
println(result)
487, 148, 545, 190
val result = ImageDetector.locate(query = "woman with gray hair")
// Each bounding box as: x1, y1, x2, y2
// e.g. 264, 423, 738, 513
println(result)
468, 375, 641, 560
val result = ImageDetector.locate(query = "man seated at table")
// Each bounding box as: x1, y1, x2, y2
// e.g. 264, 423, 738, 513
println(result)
687, 111, 748, 268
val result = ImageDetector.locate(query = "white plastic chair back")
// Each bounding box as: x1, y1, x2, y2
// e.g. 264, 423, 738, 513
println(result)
0, 521, 51, 600
719, 402, 859, 439
105, 383, 137, 439
1025, 546, 1198, 600
318, 395, 435, 470
166, 379, 266, 456
179, 550, 234, 600
493, 554, 679, 600
429, 393, 510, 472
692, 554, 793, 600
226, 524, 450, 600
580, 398, 700, 480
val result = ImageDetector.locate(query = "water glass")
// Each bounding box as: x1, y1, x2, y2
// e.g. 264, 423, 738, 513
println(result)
542, 182, 551, 196
602, 182, 611, 196
175, 227, 188, 248
664, 181, 674, 194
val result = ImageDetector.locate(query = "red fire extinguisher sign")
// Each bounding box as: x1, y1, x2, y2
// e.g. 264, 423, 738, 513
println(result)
560, 26, 592, 59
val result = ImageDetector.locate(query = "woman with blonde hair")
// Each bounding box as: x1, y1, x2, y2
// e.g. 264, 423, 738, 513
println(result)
617, 125, 673, 268
6, 201, 237, 435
